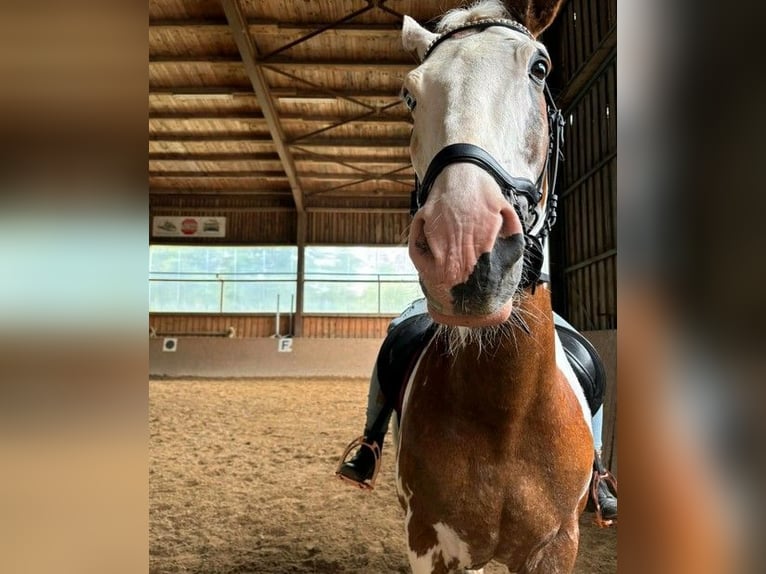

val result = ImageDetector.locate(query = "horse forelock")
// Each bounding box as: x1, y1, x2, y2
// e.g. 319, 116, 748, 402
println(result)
435, 0, 510, 32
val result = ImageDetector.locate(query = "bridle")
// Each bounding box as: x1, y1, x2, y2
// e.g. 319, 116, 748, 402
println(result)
406, 18, 565, 289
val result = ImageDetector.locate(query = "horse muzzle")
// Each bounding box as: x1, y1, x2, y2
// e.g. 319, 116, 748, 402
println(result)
415, 233, 525, 327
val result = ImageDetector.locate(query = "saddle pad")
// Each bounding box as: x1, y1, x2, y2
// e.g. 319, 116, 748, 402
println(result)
376, 313, 438, 415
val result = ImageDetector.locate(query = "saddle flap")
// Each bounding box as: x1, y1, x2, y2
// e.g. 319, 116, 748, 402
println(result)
554, 318, 606, 415
376, 314, 437, 415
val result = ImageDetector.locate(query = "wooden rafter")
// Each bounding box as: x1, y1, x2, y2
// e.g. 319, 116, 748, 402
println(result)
150, 171, 412, 181
149, 19, 401, 34
258, 4, 374, 60
149, 87, 401, 100
149, 56, 411, 70
148, 111, 410, 124
148, 152, 410, 164
220, 0, 305, 212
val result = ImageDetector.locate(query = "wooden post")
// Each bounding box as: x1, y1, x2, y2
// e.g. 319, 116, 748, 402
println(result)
293, 211, 307, 337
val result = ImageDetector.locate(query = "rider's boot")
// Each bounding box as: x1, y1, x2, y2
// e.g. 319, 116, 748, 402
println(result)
337, 363, 394, 488
337, 428, 386, 484
593, 449, 618, 521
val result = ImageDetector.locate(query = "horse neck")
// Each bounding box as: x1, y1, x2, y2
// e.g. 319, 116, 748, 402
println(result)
433, 286, 558, 409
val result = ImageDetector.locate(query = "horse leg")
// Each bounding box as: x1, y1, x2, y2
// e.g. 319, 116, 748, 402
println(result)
520, 517, 580, 574
406, 558, 484, 574
402, 519, 483, 574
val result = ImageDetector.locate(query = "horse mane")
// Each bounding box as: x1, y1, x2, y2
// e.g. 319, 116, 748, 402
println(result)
435, 0, 510, 32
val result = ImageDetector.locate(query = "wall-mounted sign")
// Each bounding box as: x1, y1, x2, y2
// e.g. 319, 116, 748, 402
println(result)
277, 337, 293, 353
152, 216, 226, 238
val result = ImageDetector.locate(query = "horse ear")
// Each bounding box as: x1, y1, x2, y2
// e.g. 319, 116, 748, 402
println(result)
402, 15, 438, 62
505, 0, 565, 37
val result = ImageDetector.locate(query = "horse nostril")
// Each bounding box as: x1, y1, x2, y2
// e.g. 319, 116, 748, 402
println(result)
499, 205, 524, 239
409, 215, 433, 265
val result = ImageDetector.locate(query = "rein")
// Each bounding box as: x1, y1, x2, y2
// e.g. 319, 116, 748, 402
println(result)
407, 19, 565, 290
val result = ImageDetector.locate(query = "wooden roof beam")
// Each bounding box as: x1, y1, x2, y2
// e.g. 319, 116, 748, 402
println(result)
149, 171, 412, 181
291, 137, 410, 148
149, 87, 400, 100
148, 111, 411, 124
149, 189, 291, 197
149, 87, 255, 97
220, 0, 304, 212
148, 151, 409, 163
149, 20, 401, 34
149, 134, 409, 147
148, 134, 275, 142
149, 56, 411, 71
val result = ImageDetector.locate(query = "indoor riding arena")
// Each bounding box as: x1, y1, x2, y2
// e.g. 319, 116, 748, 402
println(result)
149, 0, 617, 572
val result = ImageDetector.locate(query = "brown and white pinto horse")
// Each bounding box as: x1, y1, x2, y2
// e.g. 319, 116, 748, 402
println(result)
394, 1, 593, 572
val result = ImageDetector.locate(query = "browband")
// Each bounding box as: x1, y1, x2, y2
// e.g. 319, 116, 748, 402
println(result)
421, 18, 535, 61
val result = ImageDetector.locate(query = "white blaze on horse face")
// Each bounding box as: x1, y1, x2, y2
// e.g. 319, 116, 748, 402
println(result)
402, 17, 551, 324
402, 21, 550, 193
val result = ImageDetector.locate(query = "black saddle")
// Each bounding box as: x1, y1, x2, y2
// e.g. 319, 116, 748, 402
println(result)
376, 313, 438, 414
553, 314, 606, 415
375, 311, 605, 416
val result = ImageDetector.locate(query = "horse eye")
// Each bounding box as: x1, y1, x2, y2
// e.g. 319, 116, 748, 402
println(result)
401, 88, 417, 112
530, 60, 548, 83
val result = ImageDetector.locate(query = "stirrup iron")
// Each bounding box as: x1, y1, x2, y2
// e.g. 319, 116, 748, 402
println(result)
591, 469, 618, 528
335, 435, 382, 491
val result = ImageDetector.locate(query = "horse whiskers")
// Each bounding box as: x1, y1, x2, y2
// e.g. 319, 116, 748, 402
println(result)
512, 290, 545, 328
435, 312, 527, 358
510, 307, 531, 335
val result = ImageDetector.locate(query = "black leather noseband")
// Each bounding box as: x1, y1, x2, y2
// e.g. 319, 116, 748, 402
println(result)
413, 143, 543, 213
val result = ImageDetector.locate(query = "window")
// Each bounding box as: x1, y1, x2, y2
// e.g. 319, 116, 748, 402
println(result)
303, 246, 422, 314
149, 246, 297, 313
149, 245, 422, 315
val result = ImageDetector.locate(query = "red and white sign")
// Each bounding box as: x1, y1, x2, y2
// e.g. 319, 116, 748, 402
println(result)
152, 216, 226, 238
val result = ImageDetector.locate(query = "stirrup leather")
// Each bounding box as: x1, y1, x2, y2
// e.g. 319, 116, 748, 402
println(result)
335, 436, 382, 491
591, 469, 618, 528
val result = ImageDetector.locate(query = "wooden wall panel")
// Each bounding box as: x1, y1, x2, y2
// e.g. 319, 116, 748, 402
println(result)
149, 313, 395, 339
547, 1, 617, 331
150, 209, 296, 244
303, 316, 394, 338
150, 197, 412, 246
553, 0, 616, 82
150, 194, 297, 245
150, 314, 286, 338
307, 211, 410, 245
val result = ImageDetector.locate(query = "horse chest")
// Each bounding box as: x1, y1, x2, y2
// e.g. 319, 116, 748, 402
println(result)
396, 346, 591, 571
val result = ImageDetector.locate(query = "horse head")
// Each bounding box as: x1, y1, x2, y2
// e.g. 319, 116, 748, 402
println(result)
402, 0, 563, 328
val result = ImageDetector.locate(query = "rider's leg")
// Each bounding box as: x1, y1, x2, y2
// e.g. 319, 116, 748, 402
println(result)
337, 364, 394, 483
337, 298, 428, 485
593, 403, 604, 455
592, 405, 617, 519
